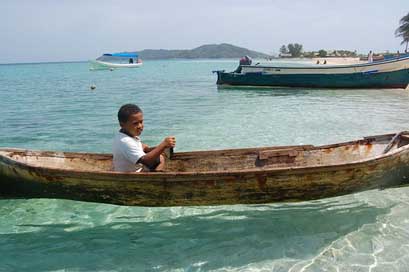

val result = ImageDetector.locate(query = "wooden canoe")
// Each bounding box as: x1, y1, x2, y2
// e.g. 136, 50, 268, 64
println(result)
1, 132, 409, 207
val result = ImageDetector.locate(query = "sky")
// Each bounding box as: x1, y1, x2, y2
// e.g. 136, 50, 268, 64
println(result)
1, 0, 409, 63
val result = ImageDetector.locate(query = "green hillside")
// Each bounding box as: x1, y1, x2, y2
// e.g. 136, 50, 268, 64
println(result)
135, 43, 270, 60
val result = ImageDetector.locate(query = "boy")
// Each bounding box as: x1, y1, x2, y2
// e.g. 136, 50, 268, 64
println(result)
113, 104, 176, 172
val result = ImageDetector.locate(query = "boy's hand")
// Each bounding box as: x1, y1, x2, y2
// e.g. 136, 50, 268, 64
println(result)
162, 136, 176, 148
142, 143, 150, 153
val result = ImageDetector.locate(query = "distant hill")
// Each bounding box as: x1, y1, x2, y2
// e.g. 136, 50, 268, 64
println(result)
135, 43, 270, 60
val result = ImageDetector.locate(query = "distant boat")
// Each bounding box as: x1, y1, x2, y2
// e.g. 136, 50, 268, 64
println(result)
383, 53, 409, 61
215, 56, 409, 89
360, 53, 409, 62
359, 55, 385, 62
90, 52, 143, 70
1, 132, 409, 206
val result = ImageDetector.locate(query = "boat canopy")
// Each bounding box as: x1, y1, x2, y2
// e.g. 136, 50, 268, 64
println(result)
103, 53, 138, 58
96, 52, 139, 63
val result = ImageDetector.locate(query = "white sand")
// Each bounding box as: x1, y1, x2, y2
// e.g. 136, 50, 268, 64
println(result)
310, 57, 364, 65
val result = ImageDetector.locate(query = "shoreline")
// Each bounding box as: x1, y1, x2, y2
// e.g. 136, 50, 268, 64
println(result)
310, 57, 363, 65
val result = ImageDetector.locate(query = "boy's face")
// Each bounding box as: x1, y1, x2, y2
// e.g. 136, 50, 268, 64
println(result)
120, 112, 144, 137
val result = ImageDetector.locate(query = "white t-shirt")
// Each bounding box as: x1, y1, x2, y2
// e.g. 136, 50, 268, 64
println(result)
368, 52, 373, 63
112, 132, 146, 172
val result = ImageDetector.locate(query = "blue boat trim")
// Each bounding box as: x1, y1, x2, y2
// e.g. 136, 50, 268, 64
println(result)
102, 52, 138, 58
362, 70, 379, 75
246, 72, 263, 75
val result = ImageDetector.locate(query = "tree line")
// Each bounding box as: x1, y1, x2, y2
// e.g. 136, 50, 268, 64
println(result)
279, 44, 357, 58
279, 12, 409, 58
396, 12, 409, 52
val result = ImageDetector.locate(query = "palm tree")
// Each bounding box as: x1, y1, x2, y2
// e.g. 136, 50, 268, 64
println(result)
395, 12, 409, 52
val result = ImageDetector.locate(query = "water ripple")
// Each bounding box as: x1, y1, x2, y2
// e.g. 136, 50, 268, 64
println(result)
2, 60, 409, 271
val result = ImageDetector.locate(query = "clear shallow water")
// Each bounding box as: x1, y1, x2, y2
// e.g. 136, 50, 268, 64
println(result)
1, 59, 409, 271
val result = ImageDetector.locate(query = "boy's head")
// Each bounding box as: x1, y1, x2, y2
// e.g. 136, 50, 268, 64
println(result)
118, 104, 144, 137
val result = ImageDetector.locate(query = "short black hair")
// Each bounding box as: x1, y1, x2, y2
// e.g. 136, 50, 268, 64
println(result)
118, 104, 142, 123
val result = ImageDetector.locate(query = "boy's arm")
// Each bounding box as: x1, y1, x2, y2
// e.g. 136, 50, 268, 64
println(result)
142, 143, 155, 153
139, 137, 175, 166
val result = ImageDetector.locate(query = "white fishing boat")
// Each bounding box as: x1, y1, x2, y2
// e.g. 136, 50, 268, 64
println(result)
90, 52, 143, 70
215, 56, 409, 89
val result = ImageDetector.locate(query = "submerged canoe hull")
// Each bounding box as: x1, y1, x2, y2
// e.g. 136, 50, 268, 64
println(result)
1, 134, 409, 206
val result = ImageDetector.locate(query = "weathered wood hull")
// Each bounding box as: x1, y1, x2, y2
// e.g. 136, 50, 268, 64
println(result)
1, 134, 409, 206
216, 57, 409, 89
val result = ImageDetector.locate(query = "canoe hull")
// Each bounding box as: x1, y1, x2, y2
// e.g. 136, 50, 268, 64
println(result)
1, 141, 409, 206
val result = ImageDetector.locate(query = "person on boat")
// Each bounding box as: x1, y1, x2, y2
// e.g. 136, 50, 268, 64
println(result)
323, 60, 327, 64
113, 104, 176, 172
235, 56, 252, 73
239, 55, 252, 66
316, 60, 320, 64
129, 58, 134, 64
368, 51, 373, 63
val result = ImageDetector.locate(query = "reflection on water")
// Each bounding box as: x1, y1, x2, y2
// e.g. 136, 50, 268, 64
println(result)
217, 85, 311, 97
217, 85, 408, 98
0, 196, 393, 271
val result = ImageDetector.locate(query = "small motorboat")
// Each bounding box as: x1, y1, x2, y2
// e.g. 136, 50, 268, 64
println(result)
89, 52, 143, 70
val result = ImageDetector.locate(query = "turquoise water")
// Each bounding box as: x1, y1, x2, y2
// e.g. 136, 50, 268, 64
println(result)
1, 59, 409, 271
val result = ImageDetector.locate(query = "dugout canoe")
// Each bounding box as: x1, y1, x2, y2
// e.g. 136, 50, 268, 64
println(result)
1, 132, 409, 207
215, 56, 409, 89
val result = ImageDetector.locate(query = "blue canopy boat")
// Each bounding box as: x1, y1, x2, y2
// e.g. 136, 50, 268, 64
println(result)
215, 56, 409, 89
90, 52, 143, 70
